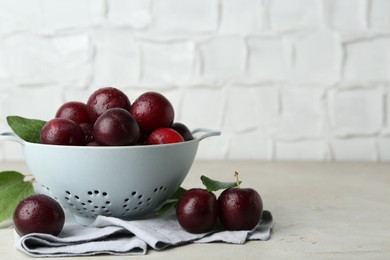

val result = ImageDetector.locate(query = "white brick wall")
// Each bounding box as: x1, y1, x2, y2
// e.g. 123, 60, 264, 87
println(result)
0, 0, 390, 162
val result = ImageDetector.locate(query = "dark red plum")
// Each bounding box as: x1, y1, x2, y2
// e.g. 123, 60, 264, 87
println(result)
176, 188, 218, 234
55, 101, 90, 124
146, 128, 184, 145
218, 187, 263, 231
130, 92, 174, 134
40, 118, 85, 146
171, 122, 193, 141
87, 87, 131, 123
13, 194, 65, 236
93, 108, 140, 146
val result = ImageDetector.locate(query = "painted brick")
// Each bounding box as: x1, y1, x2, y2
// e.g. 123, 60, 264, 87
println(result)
247, 36, 288, 81
292, 31, 342, 84
107, 0, 151, 29
1, 85, 63, 161
223, 86, 259, 133
3, 33, 91, 86
0, 45, 8, 79
200, 36, 246, 81
0, 92, 7, 132
91, 30, 140, 87
277, 88, 325, 139
224, 85, 279, 133
275, 140, 330, 160
385, 89, 390, 132
152, 0, 218, 33
369, 0, 390, 31
323, 0, 367, 31
329, 88, 383, 136
0, 86, 63, 121
0, 102, 5, 160
0, 144, 4, 161
179, 87, 225, 130
140, 40, 194, 84
220, 0, 263, 33
62, 88, 91, 104
41, 0, 105, 32
268, 0, 320, 31
196, 133, 230, 160
0, 0, 389, 162
2, 142, 23, 161
0, 0, 43, 34
343, 38, 390, 82
377, 137, 390, 161
228, 131, 273, 160
181, 87, 228, 160
331, 138, 377, 161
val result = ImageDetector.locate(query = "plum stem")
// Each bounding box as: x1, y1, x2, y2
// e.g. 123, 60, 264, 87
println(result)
234, 171, 241, 188
24, 175, 35, 183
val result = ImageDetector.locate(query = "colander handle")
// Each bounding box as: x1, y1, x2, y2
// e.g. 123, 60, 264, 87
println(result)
0, 132, 25, 145
191, 128, 221, 142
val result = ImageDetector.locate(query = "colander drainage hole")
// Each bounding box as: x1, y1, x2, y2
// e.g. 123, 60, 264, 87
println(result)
87, 190, 109, 197
41, 185, 50, 191
154, 186, 167, 193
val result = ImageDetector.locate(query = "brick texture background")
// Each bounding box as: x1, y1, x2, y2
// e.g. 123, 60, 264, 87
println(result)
0, 0, 389, 161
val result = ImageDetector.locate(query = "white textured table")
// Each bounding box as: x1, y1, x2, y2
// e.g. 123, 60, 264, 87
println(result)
1, 160, 390, 259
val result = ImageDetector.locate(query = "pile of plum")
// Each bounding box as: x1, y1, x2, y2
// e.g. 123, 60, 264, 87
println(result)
40, 87, 193, 146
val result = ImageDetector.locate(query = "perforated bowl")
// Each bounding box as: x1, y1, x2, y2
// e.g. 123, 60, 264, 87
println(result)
0, 129, 219, 225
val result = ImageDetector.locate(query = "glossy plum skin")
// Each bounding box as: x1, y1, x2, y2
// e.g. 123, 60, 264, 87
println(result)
130, 92, 174, 134
171, 122, 193, 141
40, 118, 85, 145
146, 128, 184, 145
55, 101, 90, 124
79, 123, 94, 143
93, 108, 140, 146
13, 194, 65, 236
218, 188, 263, 231
176, 188, 218, 234
87, 87, 131, 123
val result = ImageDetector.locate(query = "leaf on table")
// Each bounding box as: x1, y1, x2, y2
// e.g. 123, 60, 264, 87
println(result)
201, 175, 241, 192
0, 171, 34, 223
156, 187, 187, 216
6, 115, 46, 143
169, 186, 187, 200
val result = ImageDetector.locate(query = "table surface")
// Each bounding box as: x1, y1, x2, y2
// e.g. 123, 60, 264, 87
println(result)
1, 160, 390, 259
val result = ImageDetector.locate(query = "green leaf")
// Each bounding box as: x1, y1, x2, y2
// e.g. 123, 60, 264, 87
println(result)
169, 186, 187, 200
0, 171, 34, 223
6, 115, 46, 143
156, 186, 187, 216
201, 175, 241, 192
156, 201, 178, 216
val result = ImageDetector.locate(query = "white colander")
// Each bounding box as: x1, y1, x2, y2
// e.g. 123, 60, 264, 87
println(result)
0, 129, 220, 225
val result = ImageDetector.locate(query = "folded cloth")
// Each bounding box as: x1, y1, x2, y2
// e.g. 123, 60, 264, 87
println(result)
14, 210, 273, 257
